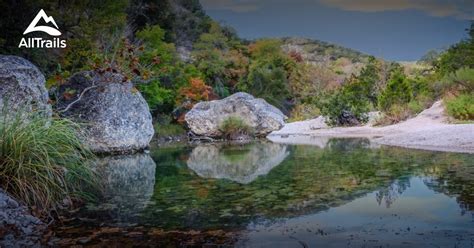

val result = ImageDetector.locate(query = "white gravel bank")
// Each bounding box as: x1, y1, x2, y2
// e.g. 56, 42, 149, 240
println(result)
268, 101, 474, 154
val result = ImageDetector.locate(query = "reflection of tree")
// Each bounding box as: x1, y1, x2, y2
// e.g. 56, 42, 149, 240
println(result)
375, 177, 411, 208
424, 164, 474, 214
326, 138, 371, 151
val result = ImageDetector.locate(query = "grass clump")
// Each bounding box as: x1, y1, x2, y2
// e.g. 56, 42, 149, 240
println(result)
155, 123, 186, 138
445, 93, 474, 120
219, 116, 254, 140
0, 110, 96, 213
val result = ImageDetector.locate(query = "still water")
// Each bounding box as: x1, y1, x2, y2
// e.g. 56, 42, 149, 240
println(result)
54, 138, 474, 247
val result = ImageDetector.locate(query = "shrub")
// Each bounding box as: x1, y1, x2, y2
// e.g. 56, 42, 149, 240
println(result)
321, 82, 371, 126
155, 123, 186, 138
289, 103, 321, 122
376, 104, 412, 125
445, 93, 474, 120
378, 69, 412, 111
219, 116, 254, 139
0, 110, 96, 213
440, 67, 474, 94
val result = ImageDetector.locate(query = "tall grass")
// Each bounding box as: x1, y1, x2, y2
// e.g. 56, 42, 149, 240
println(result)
0, 109, 96, 213
219, 116, 254, 139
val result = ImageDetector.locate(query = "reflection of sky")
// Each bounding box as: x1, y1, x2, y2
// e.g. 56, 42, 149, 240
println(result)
239, 177, 474, 248
201, 0, 472, 61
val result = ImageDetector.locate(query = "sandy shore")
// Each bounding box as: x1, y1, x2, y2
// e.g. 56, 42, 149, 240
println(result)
268, 101, 474, 154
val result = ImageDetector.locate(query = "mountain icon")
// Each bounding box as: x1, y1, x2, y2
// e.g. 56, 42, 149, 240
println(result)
23, 9, 61, 36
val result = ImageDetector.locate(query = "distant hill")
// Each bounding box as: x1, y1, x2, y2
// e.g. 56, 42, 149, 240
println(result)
280, 37, 371, 64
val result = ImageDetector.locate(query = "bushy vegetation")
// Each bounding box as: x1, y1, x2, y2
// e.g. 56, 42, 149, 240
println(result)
1, 1, 472, 136
219, 116, 254, 139
445, 94, 474, 120
0, 110, 96, 213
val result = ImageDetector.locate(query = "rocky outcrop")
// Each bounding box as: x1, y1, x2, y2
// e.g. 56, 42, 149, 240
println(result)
187, 142, 289, 184
56, 71, 154, 154
0, 189, 45, 247
185, 92, 286, 138
0, 55, 52, 117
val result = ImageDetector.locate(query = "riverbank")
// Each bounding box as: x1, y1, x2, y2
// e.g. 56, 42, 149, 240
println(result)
268, 101, 474, 154
0, 189, 45, 247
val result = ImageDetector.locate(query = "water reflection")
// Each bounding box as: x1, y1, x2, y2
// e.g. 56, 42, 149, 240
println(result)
237, 177, 474, 248
52, 140, 474, 246
89, 154, 156, 223
187, 142, 289, 184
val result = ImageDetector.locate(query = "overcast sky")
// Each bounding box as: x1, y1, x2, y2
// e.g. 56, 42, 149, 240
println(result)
200, 0, 473, 61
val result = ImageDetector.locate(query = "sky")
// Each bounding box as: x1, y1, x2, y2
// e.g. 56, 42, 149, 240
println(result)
200, 0, 473, 61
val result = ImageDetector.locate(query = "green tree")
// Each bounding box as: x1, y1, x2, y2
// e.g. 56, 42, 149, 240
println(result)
378, 67, 412, 111
237, 39, 294, 110
436, 22, 474, 76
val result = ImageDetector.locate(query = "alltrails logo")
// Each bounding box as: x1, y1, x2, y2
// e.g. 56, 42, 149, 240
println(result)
18, 9, 67, 48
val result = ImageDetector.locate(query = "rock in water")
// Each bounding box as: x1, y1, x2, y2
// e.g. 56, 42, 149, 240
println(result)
0, 55, 52, 117
57, 71, 154, 154
185, 92, 286, 137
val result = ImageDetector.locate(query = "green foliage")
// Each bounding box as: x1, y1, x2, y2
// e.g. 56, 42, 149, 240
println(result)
321, 84, 371, 126
319, 58, 384, 126
357, 56, 381, 106
419, 49, 441, 66
219, 116, 254, 139
441, 67, 474, 94
242, 61, 291, 110
237, 39, 295, 111
289, 103, 321, 122
155, 123, 186, 138
436, 22, 474, 76
0, 110, 96, 212
192, 22, 248, 97
378, 68, 412, 111
138, 81, 175, 111
445, 93, 474, 120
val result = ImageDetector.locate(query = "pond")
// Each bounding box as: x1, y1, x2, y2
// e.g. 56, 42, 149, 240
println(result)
52, 138, 474, 247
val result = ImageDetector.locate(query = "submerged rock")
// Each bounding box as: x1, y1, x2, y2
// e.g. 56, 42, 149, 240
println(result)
187, 142, 289, 184
0, 55, 52, 117
185, 92, 287, 138
0, 189, 45, 247
57, 71, 154, 154
91, 154, 156, 222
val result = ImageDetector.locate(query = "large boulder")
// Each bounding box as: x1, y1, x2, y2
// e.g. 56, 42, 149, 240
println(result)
0, 55, 52, 117
56, 71, 154, 154
185, 92, 286, 137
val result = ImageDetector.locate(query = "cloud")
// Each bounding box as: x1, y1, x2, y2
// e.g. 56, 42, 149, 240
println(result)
200, 0, 260, 12
319, 0, 473, 19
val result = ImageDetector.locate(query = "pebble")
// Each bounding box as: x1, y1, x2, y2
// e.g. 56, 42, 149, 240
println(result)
0, 189, 45, 247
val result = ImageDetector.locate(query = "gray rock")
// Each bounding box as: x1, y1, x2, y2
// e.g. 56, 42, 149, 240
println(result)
57, 71, 154, 154
0, 189, 45, 247
185, 92, 286, 138
0, 55, 52, 118
187, 142, 289, 184
339, 110, 361, 126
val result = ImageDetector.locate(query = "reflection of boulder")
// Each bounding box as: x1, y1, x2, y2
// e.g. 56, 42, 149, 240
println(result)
187, 142, 289, 184
92, 154, 156, 218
